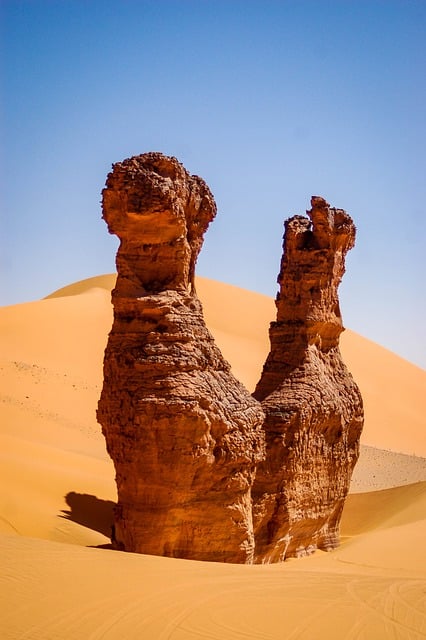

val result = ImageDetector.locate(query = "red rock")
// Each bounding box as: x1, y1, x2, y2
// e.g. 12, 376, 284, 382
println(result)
97, 153, 265, 563
97, 155, 363, 565
252, 196, 364, 562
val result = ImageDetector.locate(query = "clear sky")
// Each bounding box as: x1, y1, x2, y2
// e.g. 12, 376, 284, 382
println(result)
1, 0, 425, 368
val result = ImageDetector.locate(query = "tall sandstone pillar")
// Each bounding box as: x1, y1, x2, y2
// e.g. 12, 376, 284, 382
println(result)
97, 153, 265, 563
252, 197, 364, 562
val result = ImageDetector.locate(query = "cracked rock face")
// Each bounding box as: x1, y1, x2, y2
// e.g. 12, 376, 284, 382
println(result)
252, 197, 364, 562
97, 153, 265, 563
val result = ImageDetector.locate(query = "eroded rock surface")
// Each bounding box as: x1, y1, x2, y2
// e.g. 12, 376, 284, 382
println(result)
97, 155, 363, 565
97, 153, 265, 563
252, 197, 364, 562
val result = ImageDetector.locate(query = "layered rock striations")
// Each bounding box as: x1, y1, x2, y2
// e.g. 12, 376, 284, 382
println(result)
252, 197, 364, 562
97, 153, 265, 563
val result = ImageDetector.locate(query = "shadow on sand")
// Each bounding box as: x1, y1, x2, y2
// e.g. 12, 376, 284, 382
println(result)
60, 491, 116, 547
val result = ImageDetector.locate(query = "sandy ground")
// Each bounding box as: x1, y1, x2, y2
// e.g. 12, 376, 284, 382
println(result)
1, 274, 425, 639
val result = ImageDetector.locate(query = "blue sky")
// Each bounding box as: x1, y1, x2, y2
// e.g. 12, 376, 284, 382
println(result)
1, 0, 425, 368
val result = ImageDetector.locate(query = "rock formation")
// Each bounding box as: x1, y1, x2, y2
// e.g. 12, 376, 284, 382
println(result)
97, 152, 363, 565
97, 153, 265, 563
252, 197, 364, 562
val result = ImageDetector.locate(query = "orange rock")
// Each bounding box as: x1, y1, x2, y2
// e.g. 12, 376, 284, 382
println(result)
252, 197, 364, 562
97, 153, 265, 563
98, 156, 363, 565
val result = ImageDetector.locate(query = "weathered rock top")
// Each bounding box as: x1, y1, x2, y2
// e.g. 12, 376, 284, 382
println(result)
102, 152, 216, 295
274, 196, 357, 362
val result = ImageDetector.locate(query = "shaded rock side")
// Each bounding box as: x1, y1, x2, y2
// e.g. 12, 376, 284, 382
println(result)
252, 196, 364, 563
97, 153, 265, 563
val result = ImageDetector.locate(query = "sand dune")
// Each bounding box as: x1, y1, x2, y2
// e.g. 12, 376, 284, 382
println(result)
1, 274, 425, 639
2, 523, 426, 640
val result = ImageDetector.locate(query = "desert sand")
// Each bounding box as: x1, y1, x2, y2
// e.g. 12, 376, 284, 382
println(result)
1, 274, 425, 639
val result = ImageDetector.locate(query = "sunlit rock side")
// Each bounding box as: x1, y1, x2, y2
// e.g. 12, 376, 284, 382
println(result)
97, 153, 265, 563
252, 196, 364, 562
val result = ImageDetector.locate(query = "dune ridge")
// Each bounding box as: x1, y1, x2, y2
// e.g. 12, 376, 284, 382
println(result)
1, 274, 425, 639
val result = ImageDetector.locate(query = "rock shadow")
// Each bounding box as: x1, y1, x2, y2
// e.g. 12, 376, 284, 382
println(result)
60, 491, 115, 540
